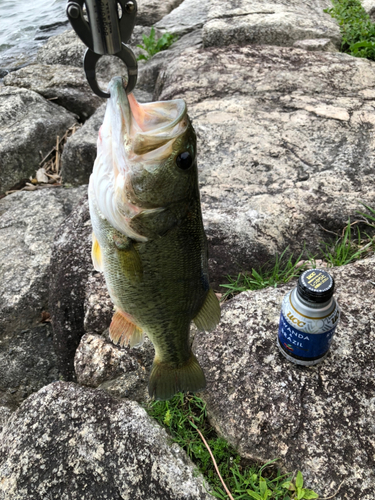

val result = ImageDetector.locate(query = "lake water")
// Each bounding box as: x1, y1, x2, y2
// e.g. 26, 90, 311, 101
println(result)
0, 0, 68, 77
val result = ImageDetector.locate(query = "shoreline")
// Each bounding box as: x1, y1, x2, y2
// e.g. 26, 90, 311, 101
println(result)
0, 20, 69, 81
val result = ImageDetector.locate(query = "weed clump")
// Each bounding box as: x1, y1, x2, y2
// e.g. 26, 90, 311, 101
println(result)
220, 249, 306, 300
221, 206, 375, 299
325, 0, 375, 59
137, 27, 177, 61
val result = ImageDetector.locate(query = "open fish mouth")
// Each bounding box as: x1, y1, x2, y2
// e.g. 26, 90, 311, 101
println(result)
89, 77, 195, 242
109, 77, 189, 157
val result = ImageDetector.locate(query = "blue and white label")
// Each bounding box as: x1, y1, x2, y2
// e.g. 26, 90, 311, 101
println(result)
278, 311, 337, 359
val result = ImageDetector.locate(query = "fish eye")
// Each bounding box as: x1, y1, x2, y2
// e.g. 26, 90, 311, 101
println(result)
176, 151, 193, 170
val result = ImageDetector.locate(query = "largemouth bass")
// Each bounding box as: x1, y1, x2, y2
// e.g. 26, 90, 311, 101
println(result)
88, 77, 220, 400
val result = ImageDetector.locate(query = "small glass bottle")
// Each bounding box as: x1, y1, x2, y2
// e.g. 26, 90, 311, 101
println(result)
277, 269, 340, 366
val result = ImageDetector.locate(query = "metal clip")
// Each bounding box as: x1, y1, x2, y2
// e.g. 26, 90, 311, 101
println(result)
66, 0, 138, 97
83, 43, 137, 97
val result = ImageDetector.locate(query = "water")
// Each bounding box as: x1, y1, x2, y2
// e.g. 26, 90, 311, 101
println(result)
0, 0, 69, 77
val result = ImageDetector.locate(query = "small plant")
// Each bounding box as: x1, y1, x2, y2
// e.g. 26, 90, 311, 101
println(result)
320, 215, 374, 267
357, 202, 375, 229
282, 471, 319, 499
324, 0, 375, 59
220, 249, 311, 299
320, 220, 365, 266
229, 461, 290, 500
137, 27, 177, 61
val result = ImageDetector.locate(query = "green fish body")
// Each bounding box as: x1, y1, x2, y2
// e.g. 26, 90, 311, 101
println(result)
88, 77, 220, 400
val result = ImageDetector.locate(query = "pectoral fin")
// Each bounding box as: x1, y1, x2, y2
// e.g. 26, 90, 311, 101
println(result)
109, 309, 144, 348
193, 288, 221, 332
113, 234, 143, 283
92, 233, 103, 272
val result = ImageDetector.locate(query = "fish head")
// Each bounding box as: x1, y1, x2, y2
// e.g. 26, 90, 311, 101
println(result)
90, 77, 197, 240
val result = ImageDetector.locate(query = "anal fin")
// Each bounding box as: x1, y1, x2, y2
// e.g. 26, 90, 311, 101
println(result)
193, 288, 221, 332
91, 233, 103, 272
109, 309, 144, 348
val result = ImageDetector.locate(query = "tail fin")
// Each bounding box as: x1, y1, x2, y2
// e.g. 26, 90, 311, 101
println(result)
148, 352, 206, 401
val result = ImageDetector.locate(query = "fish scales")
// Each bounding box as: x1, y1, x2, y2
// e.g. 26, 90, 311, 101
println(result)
88, 77, 220, 400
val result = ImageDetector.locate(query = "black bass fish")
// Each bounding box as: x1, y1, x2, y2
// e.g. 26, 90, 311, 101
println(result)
88, 77, 220, 400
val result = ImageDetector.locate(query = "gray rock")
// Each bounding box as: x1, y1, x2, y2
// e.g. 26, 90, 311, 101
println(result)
155, 45, 375, 286
0, 86, 78, 194
137, 0, 184, 25
0, 187, 86, 336
49, 197, 92, 381
293, 38, 338, 52
0, 325, 58, 412
202, 0, 341, 49
36, 29, 86, 67
83, 272, 113, 334
0, 382, 214, 500
61, 103, 106, 186
75, 333, 139, 387
0, 406, 12, 433
3, 63, 103, 121
74, 332, 153, 402
154, 0, 209, 36
0, 187, 86, 409
193, 256, 375, 499
362, 0, 375, 20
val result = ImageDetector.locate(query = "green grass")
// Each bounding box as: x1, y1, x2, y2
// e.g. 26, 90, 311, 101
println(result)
220, 209, 375, 299
324, 0, 375, 59
357, 202, 375, 228
320, 221, 373, 266
137, 27, 177, 61
220, 249, 308, 300
145, 393, 317, 499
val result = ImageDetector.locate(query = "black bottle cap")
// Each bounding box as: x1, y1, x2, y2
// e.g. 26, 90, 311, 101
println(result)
297, 269, 334, 303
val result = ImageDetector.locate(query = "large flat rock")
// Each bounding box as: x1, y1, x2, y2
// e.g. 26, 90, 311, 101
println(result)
194, 256, 375, 498
203, 0, 341, 48
0, 187, 86, 410
0, 382, 213, 500
0, 87, 78, 194
137, 0, 184, 25
156, 46, 375, 285
3, 64, 104, 121
154, 0, 209, 36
